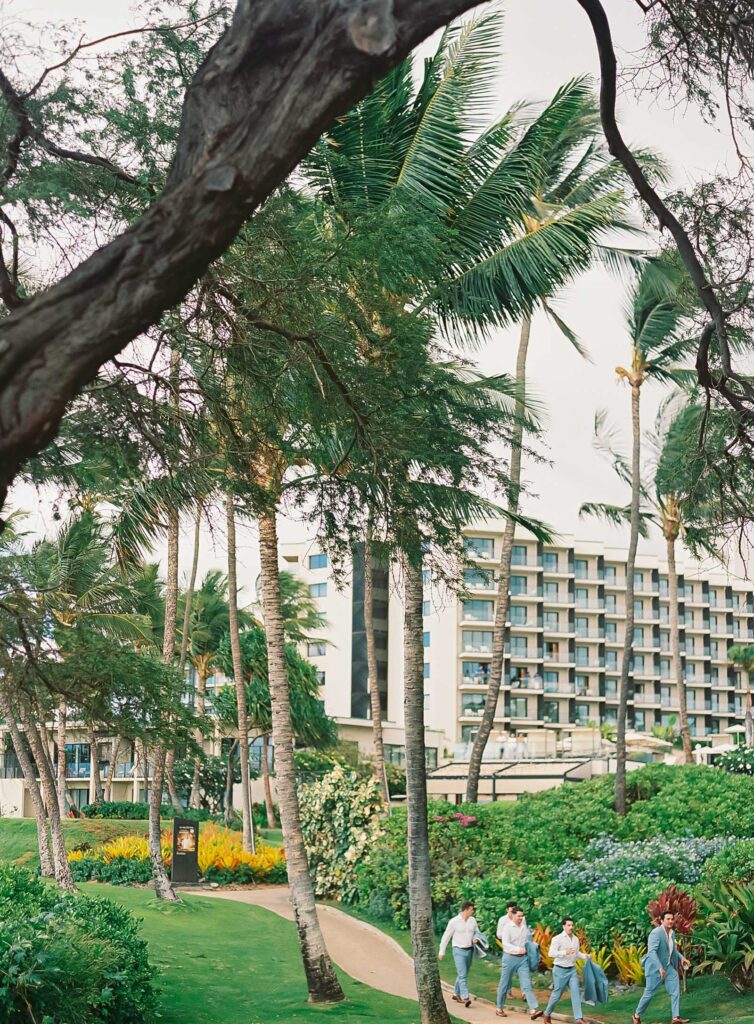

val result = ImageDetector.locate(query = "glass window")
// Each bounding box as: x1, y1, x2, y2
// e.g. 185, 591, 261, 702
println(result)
606, 651, 618, 670
423, 631, 430, 647
461, 693, 486, 715
575, 616, 588, 636
309, 582, 327, 598
710, 666, 719, 681
308, 552, 328, 569
542, 551, 559, 571
634, 654, 645, 672
510, 605, 527, 625
604, 565, 617, 582
634, 626, 645, 645
544, 610, 559, 627
510, 696, 528, 718
423, 600, 431, 616
462, 630, 494, 653
575, 674, 589, 696
574, 558, 588, 577
465, 536, 495, 558
575, 645, 589, 666
543, 700, 559, 723
423, 663, 430, 679
384, 744, 406, 767
604, 708, 618, 724
426, 748, 438, 771
634, 599, 644, 616
511, 544, 528, 566
660, 658, 670, 677
605, 679, 618, 698
463, 661, 490, 682
307, 642, 326, 657
634, 571, 645, 587
463, 599, 494, 621
510, 636, 528, 656
686, 636, 695, 653
543, 581, 559, 597
574, 703, 589, 723
575, 587, 589, 607
510, 575, 527, 595
659, 578, 669, 596
605, 622, 617, 641
315, 671, 325, 685
634, 710, 646, 730
605, 594, 617, 612
464, 567, 494, 590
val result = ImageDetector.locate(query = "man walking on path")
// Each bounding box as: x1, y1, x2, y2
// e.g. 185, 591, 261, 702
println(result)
633, 910, 691, 1024
496, 907, 543, 1020
543, 916, 590, 1024
439, 900, 479, 1009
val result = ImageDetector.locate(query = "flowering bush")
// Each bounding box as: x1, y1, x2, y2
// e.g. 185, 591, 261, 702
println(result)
702, 840, 754, 886
299, 764, 384, 901
555, 834, 731, 893
714, 747, 754, 776
68, 823, 286, 886
434, 811, 478, 828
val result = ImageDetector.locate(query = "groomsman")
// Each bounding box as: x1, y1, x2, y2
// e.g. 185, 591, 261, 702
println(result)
439, 900, 480, 1008
496, 907, 543, 1019
633, 910, 691, 1024
543, 916, 590, 1024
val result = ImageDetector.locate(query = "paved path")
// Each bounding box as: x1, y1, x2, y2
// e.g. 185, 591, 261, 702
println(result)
195, 885, 559, 1023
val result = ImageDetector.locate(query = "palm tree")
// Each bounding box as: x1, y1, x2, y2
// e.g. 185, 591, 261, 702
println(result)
728, 645, 754, 746
581, 260, 689, 811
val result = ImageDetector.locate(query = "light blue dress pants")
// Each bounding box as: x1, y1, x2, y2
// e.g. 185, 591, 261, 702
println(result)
635, 964, 681, 1019
453, 946, 474, 1000
545, 965, 582, 1019
497, 953, 539, 1011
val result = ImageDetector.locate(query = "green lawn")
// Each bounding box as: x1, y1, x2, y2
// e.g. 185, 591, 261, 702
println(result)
260, 827, 284, 847
85, 884, 454, 1024
0, 817, 150, 871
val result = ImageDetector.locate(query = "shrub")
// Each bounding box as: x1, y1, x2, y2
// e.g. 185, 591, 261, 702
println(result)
702, 839, 754, 886
694, 879, 754, 992
647, 885, 697, 934
299, 765, 384, 901
0, 866, 155, 1023
713, 747, 754, 776
82, 800, 211, 820
612, 940, 646, 986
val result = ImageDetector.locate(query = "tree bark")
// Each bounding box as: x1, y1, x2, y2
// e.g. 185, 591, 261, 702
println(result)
224, 738, 238, 823
0, 691, 54, 877
0, 0, 483, 515
466, 315, 531, 802
403, 555, 452, 1024
165, 748, 183, 811
226, 491, 255, 853
364, 528, 390, 805
666, 532, 693, 763
261, 733, 277, 830
258, 509, 344, 1003
88, 722, 104, 805
56, 699, 68, 816
189, 663, 208, 809
178, 502, 202, 672
21, 707, 75, 891
745, 671, 754, 747
616, 381, 642, 815
105, 736, 121, 802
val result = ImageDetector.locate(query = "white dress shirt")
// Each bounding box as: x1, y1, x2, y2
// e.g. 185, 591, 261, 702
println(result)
497, 914, 528, 941
498, 919, 529, 955
439, 914, 478, 955
548, 931, 588, 968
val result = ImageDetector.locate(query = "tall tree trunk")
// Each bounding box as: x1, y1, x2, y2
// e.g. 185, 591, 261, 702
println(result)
0, 692, 54, 877
403, 555, 452, 1024
616, 381, 642, 815
133, 740, 142, 803
226, 492, 255, 853
666, 531, 693, 763
261, 733, 277, 829
224, 738, 238, 823
189, 664, 208, 809
21, 708, 75, 891
258, 510, 344, 1003
88, 723, 104, 804
178, 502, 202, 672
467, 315, 531, 802
364, 528, 389, 805
56, 700, 68, 816
149, 505, 179, 901
745, 671, 754, 747
165, 748, 183, 811
105, 736, 121, 802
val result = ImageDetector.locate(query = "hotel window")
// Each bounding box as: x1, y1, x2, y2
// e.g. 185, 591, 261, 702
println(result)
605, 622, 617, 642
423, 631, 430, 647
660, 658, 670, 678
307, 642, 326, 657
543, 581, 559, 598
543, 700, 559, 723
510, 605, 527, 625
309, 582, 327, 598
315, 671, 325, 685
543, 671, 559, 691
575, 645, 589, 666
511, 575, 528, 595
604, 708, 618, 724
605, 679, 618, 698
686, 636, 696, 654
462, 630, 493, 653
633, 571, 645, 588
465, 536, 495, 559
575, 616, 588, 636
634, 599, 644, 617
659, 578, 669, 596
308, 552, 328, 569
633, 654, 645, 672
463, 599, 494, 622
605, 594, 617, 612
544, 610, 559, 628
510, 636, 528, 656
423, 600, 431, 616
461, 693, 485, 715
660, 630, 670, 648
574, 558, 588, 577
542, 551, 559, 571
463, 661, 490, 682
544, 641, 560, 661
576, 674, 589, 696
423, 569, 431, 586
423, 663, 430, 679
605, 651, 618, 670
510, 696, 528, 718
464, 567, 494, 590
575, 587, 589, 607
604, 565, 617, 582
511, 544, 528, 566
634, 626, 645, 645
574, 703, 589, 723
634, 710, 646, 730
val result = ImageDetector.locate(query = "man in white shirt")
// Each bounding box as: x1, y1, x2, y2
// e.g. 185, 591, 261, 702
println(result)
543, 916, 590, 1024
496, 906, 543, 1019
439, 900, 479, 1008
497, 901, 528, 942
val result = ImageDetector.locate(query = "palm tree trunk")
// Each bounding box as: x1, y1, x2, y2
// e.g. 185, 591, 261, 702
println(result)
364, 527, 389, 805
467, 315, 531, 802
226, 492, 255, 853
189, 665, 208, 809
666, 533, 693, 762
178, 502, 202, 672
88, 723, 103, 804
0, 692, 54, 877
21, 708, 75, 891
745, 671, 754, 747
149, 506, 179, 901
403, 554, 452, 1024
260, 733, 277, 829
105, 736, 121, 802
258, 509, 344, 1003
165, 748, 183, 811
56, 700, 68, 816
224, 738, 238, 823
616, 381, 642, 815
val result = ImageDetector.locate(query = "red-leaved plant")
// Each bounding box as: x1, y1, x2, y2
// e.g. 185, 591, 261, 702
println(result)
647, 885, 697, 935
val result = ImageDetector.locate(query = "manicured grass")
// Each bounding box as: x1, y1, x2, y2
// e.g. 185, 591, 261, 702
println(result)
260, 827, 283, 847
84, 884, 455, 1024
0, 817, 150, 871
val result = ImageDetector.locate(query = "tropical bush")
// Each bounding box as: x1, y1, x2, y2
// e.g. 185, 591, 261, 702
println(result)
68, 823, 286, 886
647, 885, 697, 934
0, 866, 155, 1023
556, 835, 729, 892
714, 747, 754, 776
82, 800, 211, 821
694, 879, 754, 991
612, 940, 647, 986
702, 840, 754, 886
299, 765, 384, 901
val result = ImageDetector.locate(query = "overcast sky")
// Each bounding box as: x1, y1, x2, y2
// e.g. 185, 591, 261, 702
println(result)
5, 0, 745, 595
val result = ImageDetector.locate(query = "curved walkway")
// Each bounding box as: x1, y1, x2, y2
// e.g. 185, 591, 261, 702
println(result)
197, 885, 562, 1023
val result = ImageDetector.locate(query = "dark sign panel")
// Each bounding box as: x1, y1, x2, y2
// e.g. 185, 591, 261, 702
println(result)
171, 818, 199, 884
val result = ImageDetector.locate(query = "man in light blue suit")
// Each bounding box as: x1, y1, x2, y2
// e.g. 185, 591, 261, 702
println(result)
633, 911, 691, 1024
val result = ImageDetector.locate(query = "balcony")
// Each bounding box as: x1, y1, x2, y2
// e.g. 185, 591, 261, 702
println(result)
542, 593, 575, 604
575, 629, 605, 639
574, 657, 605, 669
544, 681, 575, 694
634, 694, 659, 706
575, 598, 605, 610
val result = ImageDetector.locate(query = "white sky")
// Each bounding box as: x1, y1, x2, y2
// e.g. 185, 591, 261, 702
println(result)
5, 0, 747, 594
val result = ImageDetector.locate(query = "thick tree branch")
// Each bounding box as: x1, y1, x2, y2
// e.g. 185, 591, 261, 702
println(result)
0, 0, 482, 517
577, 0, 754, 417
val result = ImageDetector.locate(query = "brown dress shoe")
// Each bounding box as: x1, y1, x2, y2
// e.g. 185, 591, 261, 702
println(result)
543, 1016, 553, 1024
495, 1011, 507, 1018
633, 1016, 641, 1024
531, 1013, 544, 1021
671, 1018, 690, 1024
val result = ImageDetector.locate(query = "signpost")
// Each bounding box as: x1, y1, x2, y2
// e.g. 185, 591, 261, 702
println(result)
171, 818, 199, 884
